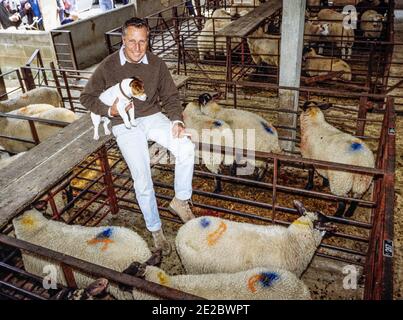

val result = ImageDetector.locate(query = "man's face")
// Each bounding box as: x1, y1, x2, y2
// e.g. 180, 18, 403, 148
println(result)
122, 26, 148, 63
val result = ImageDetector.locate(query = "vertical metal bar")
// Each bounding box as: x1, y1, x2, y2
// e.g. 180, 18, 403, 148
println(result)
61, 70, 75, 112
60, 263, 77, 289
37, 51, 48, 86
271, 158, 278, 223
16, 69, 26, 93
28, 120, 40, 145
20, 67, 36, 91
356, 96, 368, 137
50, 62, 65, 108
225, 36, 232, 95
98, 146, 119, 216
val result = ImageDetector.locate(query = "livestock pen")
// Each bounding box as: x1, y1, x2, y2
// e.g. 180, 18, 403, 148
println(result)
0, 62, 396, 299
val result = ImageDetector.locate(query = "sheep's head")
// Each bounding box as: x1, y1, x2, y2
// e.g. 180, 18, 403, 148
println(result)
300, 101, 332, 122
198, 93, 213, 106
292, 200, 336, 241
319, 23, 330, 36
12, 208, 48, 237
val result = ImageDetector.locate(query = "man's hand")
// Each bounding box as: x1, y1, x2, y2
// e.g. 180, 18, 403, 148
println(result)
109, 98, 133, 117
172, 122, 186, 138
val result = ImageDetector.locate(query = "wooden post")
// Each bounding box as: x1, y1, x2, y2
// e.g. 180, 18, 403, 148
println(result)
278, 0, 306, 152
0, 67, 7, 101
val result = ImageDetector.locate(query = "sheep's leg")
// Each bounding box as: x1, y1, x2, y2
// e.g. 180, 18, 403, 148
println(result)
335, 201, 346, 217
341, 47, 346, 60
347, 47, 352, 60
213, 176, 222, 193
230, 161, 237, 176
322, 177, 330, 188
318, 44, 324, 55
344, 200, 358, 218
305, 167, 315, 190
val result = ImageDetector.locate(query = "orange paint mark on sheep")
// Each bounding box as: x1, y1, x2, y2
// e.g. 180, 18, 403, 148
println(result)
87, 238, 114, 251
247, 275, 261, 293
207, 221, 227, 246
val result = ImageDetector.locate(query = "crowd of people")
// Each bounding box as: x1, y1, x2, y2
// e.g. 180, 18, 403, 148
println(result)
0, 0, 79, 30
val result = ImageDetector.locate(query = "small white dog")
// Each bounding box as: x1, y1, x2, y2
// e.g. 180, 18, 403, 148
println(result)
91, 77, 147, 140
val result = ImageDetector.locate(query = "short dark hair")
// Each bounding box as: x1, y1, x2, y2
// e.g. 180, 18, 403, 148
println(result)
122, 17, 149, 37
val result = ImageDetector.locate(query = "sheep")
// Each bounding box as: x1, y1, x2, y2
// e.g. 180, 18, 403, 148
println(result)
183, 101, 234, 193
303, 48, 352, 81
175, 200, 333, 277
300, 101, 375, 217
0, 87, 62, 112
0, 151, 26, 170
198, 93, 282, 179
92, 76, 147, 140
247, 27, 280, 68
51, 278, 109, 300
360, 9, 384, 38
12, 208, 155, 300
125, 264, 311, 300
317, 9, 346, 22
304, 21, 330, 55
0, 104, 78, 153
229, 0, 261, 17
197, 9, 241, 61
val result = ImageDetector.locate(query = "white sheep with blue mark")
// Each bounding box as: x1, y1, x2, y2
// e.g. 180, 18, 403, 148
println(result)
198, 93, 282, 176
127, 264, 311, 300
300, 101, 375, 217
12, 209, 153, 300
183, 101, 234, 192
175, 200, 333, 277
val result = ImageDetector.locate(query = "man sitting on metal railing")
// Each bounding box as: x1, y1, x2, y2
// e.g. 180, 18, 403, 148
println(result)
80, 17, 196, 256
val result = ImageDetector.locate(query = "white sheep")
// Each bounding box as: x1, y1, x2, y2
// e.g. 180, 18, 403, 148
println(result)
0, 104, 79, 153
0, 151, 26, 170
300, 101, 375, 217
127, 265, 311, 300
303, 48, 352, 81
0, 87, 62, 112
183, 101, 234, 192
12, 208, 153, 300
360, 9, 384, 38
92, 77, 147, 140
175, 200, 332, 277
197, 9, 241, 61
229, 0, 261, 17
198, 93, 281, 177
247, 27, 280, 68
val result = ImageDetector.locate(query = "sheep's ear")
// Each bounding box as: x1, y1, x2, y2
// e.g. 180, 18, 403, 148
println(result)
32, 200, 48, 212
301, 101, 316, 111
317, 103, 332, 110
315, 211, 331, 223
198, 93, 213, 106
146, 249, 163, 267
85, 278, 109, 297
293, 200, 307, 215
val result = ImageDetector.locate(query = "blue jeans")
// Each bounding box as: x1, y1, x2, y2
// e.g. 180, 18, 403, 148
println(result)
99, 0, 113, 11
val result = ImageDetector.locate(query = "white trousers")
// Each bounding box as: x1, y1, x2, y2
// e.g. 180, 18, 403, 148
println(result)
112, 112, 195, 232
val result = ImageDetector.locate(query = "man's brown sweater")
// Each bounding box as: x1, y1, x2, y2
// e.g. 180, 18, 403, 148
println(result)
80, 50, 183, 127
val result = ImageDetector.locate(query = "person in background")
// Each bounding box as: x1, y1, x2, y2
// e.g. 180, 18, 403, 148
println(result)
99, 0, 113, 12
19, 0, 43, 30
56, 0, 64, 24
61, 10, 78, 25
0, 0, 21, 29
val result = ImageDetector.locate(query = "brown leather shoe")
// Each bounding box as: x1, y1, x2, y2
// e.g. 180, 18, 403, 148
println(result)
151, 229, 172, 256
168, 197, 195, 223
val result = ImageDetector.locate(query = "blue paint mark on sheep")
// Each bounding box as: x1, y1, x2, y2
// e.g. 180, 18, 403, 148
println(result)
213, 120, 223, 127
96, 228, 113, 239
200, 218, 211, 228
259, 272, 280, 287
350, 142, 363, 152
261, 122, 274, 135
